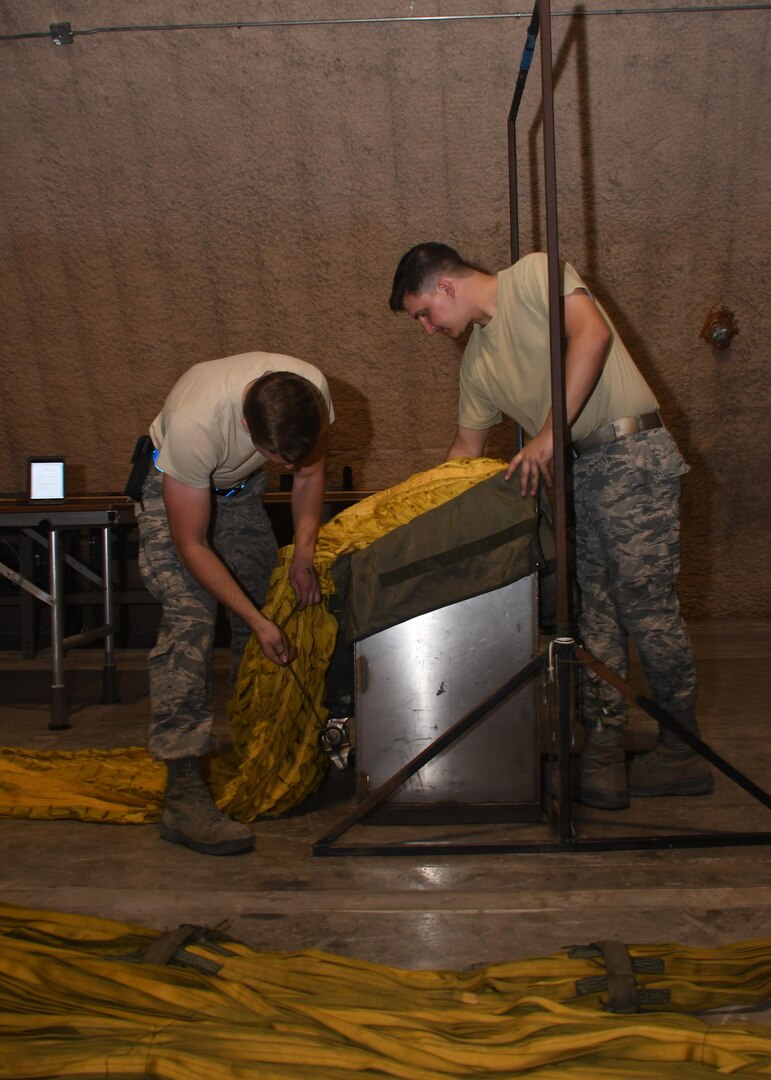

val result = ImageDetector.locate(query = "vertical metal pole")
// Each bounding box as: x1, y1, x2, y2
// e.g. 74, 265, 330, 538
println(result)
508, 3, 541, 454
48, 527, 69, 730
538, 0, 570, 634
507, 131, 519, 264
101, 525, 119, 703
507, 3, 540, 263
539, 0, 576, 840
555, 635, 575, 840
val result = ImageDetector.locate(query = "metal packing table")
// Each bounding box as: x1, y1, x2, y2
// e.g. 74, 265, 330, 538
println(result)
0, 495, 135, 729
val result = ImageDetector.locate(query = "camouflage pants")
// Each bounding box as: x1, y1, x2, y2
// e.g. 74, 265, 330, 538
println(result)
136, 468, 278, 760
573, 427, 697, 727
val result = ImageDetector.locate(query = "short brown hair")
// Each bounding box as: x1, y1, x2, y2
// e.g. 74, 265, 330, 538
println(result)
243, 372, 329, 464
389, 243, 476, 312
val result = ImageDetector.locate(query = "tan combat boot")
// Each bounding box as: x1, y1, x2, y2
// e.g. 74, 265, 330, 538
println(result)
160, 757, 255, 855
628, 710, 713, 797
578, 721, 629, 810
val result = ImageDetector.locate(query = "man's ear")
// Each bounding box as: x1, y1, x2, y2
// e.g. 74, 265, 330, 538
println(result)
241, 418, 250, 432
436, 277, 456, 298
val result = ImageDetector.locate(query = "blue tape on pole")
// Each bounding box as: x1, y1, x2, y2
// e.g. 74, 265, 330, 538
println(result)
522, 31, 537, 69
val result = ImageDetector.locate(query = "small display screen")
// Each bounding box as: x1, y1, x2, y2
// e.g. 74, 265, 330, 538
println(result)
28, 458, 65, 501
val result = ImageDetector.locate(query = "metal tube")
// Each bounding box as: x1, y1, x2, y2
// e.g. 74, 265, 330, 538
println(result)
315, 832, 771, 858
508, 3, 540, 262
4, 5, 766, 42
0, 560, 51, 604
100, 525, 119, 703
48, 527, 69, 730
555, 637, 575, 842
539, 0, 571, 635
61, 625, 111, 649
22, 526, 104, 587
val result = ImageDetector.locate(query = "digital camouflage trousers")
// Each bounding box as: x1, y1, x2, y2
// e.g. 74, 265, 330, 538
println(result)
136, 469, 278, 760
573, 427, 697, 728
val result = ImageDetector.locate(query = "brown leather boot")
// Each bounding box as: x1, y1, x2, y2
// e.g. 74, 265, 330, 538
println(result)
628, 710, 713, 797
578, 721, 629, 810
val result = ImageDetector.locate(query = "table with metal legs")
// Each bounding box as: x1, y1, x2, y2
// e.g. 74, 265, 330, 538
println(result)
0, 496, 135, 729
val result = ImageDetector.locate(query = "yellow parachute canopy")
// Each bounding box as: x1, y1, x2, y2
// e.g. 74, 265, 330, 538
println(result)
0, 459, 506, 824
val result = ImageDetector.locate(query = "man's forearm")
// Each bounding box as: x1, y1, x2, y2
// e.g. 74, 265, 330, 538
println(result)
445, 436, 467, 461
535, 341, 609, 443
446, 426, 490, 461
566, 347, 607, 425
290, 464, 325, 557
558, 292, 611, 432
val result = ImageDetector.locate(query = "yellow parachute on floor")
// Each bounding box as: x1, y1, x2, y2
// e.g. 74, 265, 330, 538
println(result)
0, 459, 505, 824
1, 902, 770, 1079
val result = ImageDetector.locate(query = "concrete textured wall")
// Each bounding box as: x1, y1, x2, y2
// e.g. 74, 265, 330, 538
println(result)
1, 1, 768, 618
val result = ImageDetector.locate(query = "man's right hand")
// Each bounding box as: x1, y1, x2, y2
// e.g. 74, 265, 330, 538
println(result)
253, 616, 298, 667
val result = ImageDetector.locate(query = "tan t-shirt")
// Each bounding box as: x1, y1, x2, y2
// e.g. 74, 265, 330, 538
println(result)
458, 253, 657, 442
149, 352, 334, 489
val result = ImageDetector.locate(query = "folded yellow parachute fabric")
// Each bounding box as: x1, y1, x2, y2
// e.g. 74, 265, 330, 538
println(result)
1, 903, 770, 1078
0, 459, 505, 825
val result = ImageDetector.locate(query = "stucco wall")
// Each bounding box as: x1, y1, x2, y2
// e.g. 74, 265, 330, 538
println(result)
1, 1, 769, 618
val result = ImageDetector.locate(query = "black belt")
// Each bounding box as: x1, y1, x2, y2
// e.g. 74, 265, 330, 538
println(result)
572, 411, 662, 457
213, 481, 248, 498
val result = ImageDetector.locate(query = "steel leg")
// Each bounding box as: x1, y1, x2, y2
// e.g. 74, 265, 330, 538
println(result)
555, 637, 575, 842
100, 525, 119, 703
48, 527, 69, 730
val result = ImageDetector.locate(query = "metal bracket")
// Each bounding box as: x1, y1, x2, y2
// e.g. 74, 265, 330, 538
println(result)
49, 22, 74, 45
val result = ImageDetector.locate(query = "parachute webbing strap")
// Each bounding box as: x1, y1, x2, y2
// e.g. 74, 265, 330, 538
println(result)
140, 924, 201, 966
569, 944, 665, 974
139, 923, 237, 974
572, 941, 671, 1011
595, 940, 639, 1014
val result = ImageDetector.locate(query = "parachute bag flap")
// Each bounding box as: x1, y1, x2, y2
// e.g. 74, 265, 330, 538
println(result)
343, 469, 546, 643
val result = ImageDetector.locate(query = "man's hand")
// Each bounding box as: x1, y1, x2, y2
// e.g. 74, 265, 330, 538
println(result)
288, 447, 326, 610
254, 615, 298, 666
505, 427, 554, 497
289, 552, 322, 609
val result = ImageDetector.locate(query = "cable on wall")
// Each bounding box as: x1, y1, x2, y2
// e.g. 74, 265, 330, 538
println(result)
1, 5, 769, 45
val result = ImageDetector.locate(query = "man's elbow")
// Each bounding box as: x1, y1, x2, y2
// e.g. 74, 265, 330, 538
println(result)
170, 533, 208, 572
598, 325, 611, 357
446, 435, 472, 461
578, 321, 611, 362
446, 438, 483, 462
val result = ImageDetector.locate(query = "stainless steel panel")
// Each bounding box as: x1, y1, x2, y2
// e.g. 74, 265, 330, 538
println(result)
355, 575, 540, 819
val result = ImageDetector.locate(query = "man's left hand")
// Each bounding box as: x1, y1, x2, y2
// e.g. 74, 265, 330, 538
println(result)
289, 554, 322, 609
505, 429, 554, 497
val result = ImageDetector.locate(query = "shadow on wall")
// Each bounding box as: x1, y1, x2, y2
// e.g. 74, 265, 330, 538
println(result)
527, 8, 596, 277
586, 279, 715, 618
324, 376, 374, 492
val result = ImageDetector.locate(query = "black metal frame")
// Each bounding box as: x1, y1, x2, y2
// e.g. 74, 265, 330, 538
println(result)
313, 0, 771, 857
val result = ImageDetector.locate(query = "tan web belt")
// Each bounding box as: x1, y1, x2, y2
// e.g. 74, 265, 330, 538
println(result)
572, 410, 662, 457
